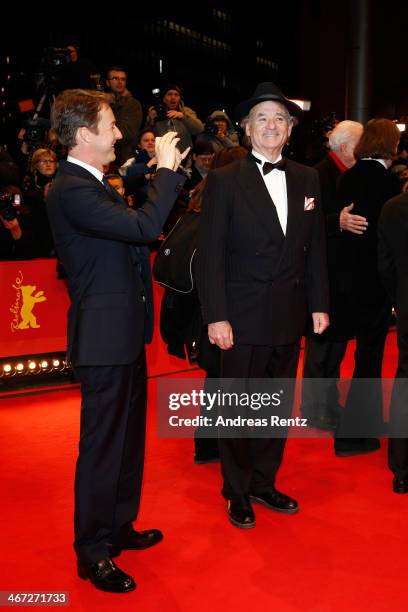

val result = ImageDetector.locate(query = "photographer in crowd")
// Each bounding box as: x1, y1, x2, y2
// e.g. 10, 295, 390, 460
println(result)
58, 43, 100, 92
106, 66, 143, 166
196, 110, 239, 153
0, 186, 34, 260
146, 84, 204, 153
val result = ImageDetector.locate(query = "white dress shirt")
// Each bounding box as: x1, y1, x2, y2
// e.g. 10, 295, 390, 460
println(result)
252, 148, 288, 235
67, 155, 104, 183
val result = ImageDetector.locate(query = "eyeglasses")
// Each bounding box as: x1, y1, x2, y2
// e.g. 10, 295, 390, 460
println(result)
38, 159, 56, 164
109, 76, 126, 82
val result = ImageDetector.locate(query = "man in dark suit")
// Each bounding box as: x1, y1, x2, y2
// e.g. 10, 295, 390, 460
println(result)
47, 89, 187, 592
301, 120, 364, 431
378, 191, 408, 494
196, 82, 329, 529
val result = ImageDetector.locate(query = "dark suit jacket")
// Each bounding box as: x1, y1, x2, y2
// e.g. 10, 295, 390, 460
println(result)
337, 160, 400, 311
196, 154, 329, 346
313, 154, 349, 339
46, 160, 184, 366
378, 191, 408, 439
378, 192, 408, 342
315, 155, 342, 237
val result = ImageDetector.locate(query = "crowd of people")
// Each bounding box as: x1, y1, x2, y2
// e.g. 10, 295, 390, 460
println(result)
1, 69, 408, 594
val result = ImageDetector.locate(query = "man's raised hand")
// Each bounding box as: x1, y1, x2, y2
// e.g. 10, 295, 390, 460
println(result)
155, 132, 190, 171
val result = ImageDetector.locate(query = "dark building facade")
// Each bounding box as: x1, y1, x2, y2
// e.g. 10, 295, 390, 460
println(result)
1, 3, 408, 151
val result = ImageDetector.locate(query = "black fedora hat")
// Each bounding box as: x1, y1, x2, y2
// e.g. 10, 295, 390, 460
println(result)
235, 82, 303, 122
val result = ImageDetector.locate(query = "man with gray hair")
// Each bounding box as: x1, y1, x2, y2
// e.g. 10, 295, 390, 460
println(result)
301, 119, 365, 430
197, 82, 329, 529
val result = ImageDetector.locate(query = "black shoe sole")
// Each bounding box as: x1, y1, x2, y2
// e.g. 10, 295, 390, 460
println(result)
77, 567, 136, 593
249, 495, 299, 514
107, 533, 163, 555
228, 515, 255, 529
194, 456, 220, 464
335, 447, 380, 457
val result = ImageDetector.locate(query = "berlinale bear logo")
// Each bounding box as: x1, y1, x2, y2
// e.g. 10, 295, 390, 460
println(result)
10, 272, 47, 332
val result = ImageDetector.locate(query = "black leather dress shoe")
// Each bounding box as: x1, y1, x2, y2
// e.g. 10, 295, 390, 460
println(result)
77, 558, 136, 593
194, 453, 220, 464
334, 438, 380, 457
108, 529, 163, 557
227, 499, 255, 529
393, 478, 408, 494
249, 489, 299, 514
307, 414, 338, 431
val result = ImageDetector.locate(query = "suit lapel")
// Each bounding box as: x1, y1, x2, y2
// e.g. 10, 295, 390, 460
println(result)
103, 180, 128, 208
59, 161, 127, 209
237, 155, 285, 243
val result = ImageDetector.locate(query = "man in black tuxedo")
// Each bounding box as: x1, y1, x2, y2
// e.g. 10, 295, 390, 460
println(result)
47, 89, 187, 592
196, 82, 329, 528
301, 120, 364, 431
378, 191, 408, 494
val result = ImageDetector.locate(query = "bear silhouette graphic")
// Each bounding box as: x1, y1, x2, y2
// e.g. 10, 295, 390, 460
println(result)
18, 285, 47, 329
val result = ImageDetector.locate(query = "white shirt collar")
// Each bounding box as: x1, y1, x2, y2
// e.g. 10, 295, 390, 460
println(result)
360, 157, 388, 170
252, 148, 283, 166
67, 155, 104, 183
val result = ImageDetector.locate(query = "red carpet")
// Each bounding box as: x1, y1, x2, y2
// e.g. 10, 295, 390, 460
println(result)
1, 332, 407, 611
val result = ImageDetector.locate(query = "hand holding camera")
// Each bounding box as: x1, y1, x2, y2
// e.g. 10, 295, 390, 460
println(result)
0, 193, 20, 222
0, 193, 23, 239
167, 110, 183, 120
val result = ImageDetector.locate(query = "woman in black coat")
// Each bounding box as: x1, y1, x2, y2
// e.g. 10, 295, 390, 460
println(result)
334, 119, 401, 455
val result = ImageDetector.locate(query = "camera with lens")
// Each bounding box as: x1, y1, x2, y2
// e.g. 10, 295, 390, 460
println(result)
0, 193, 21, 222
23, 117, 50, 149
151, 88, 168, 122
34, 46, 71, 98
204, 119, 219, 136
42, 47, 71, 71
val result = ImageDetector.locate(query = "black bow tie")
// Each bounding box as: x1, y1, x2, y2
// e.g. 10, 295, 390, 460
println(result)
262, 159, 286, 174
251, 154, 286, 174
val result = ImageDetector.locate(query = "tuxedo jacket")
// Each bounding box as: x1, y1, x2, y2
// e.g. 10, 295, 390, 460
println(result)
196, 154, 329, 346
46, 160, 184, 366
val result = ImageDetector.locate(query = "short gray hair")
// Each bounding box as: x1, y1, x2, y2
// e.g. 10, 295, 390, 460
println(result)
328, 120, 363, 152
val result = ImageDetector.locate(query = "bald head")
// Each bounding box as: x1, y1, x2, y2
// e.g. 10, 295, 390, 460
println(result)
328, 120, 363, 168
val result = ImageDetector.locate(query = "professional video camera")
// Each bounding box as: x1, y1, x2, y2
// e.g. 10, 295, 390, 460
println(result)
36, 47, 71, 93
19, 47, 68, 153
0, 193, 21, 221
151, 88, 168, 122
23, 117, 50, 150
